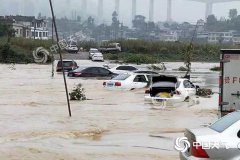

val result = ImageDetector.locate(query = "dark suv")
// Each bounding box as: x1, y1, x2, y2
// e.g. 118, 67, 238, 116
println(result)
56, 60, 78, 72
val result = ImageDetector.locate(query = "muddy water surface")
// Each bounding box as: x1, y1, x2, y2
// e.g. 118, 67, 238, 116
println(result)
0, 61, 219, 160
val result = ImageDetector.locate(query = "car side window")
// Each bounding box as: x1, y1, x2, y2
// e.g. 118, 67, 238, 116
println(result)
84, 68, 98, 74
98, 68, 110, 75
134, 75, 147, 82
116, 66, 137, 71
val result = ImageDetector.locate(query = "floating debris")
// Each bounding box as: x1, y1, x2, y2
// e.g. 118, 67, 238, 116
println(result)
196, 88, 213, 97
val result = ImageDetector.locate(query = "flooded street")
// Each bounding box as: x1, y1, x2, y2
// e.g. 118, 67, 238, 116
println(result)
0, 61, 219, 160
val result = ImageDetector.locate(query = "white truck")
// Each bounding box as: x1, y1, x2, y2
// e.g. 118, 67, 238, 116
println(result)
98, 43, 121, 53
219, 49, 240, 117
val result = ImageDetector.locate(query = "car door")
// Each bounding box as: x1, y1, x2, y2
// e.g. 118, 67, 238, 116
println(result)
133, 75, 148, 89
183, 80, 196, 97
83, 67, 98, 77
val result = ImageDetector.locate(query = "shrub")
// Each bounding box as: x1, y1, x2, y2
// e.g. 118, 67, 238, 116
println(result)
69, 83, 86, 101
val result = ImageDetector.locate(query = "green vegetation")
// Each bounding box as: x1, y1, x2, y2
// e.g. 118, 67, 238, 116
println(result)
206, 9, 240, 32
0, 37, 52, 63
69, 83, 86, 101
103, 40, 238, 63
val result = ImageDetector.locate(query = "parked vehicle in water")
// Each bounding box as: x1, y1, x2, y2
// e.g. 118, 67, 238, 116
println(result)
56, 60, 78, 72
180, 111, 240, 160
134, 70, 159, 74
219, 49, 240, 117
89, 48, 99, 59
109, 65, 138, 74
98, 42, 121, 53
103, 73, 155, 90
92, 52, 104, 62
67, 67, 117, 78
145, 75, 197, 102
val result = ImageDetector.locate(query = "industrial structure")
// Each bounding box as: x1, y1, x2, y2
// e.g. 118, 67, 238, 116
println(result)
9, 0, 240, 24
190, 0, 240, 20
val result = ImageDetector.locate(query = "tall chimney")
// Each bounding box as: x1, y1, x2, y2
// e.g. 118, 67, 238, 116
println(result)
98, 0, 103, 23
115, 0, 120, 14
132, 0, 136, 21
167, 0, 172, 22
149, 0, 154, 22
205, 2, 213, 20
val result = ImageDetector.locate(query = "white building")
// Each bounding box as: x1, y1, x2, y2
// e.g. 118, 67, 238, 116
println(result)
2, 15, 49, 40
208, 32, 233, 43
160, 31, 179, 42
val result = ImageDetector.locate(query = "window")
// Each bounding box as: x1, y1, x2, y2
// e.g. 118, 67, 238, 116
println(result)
210, 112, 240, 133
112, 74, 130, 80
83, 67, 98, 74
31, 32, 34, 37
133, 75, 147, 82
98, 68, 110, 75
39, 32, 42, 37
46, 32, 48, 37
16, 29, 19, 34
116, 66, 137, 71
43, 32, 45, 37
183, 80, 194, 88
36, 32, 39, 37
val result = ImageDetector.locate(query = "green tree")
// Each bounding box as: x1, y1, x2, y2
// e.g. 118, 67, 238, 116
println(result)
229, 9, 238, 20
206, 15, 217, 25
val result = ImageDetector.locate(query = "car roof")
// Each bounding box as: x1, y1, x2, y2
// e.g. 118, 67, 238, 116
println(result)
90, 48, 98, 50
57, 60, 76, 62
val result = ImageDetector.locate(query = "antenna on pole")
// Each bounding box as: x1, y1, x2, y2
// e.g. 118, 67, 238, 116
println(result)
48, 0, 72, 117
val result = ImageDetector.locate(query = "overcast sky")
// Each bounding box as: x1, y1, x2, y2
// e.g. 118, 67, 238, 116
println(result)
1, 0, 240, 26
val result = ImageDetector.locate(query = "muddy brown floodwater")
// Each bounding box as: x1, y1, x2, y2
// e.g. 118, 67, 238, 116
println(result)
0, 61, 219, 160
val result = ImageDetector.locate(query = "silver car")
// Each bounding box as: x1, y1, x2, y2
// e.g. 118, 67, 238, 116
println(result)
180, 111, 240, 160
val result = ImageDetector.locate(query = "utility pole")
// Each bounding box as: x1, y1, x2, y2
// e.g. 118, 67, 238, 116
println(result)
48, 0, 72, 117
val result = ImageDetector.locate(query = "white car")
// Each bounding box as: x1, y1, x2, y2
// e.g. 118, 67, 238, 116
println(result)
180, 111, 240, 160
92, 52, 104, 62
65, 45, 79, 53
89, 48, 99, 59
103, 73, 153, 90
109, 65, 138, 74
145, 75, 197, 102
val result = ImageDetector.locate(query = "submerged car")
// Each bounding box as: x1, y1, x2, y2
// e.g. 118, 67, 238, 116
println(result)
56, 60, 78, 72
103, 73, 155, 90
145, 75, 197, 102
180, 111, 240, 160
109, 65, 138, 74
67, 67, 116, 78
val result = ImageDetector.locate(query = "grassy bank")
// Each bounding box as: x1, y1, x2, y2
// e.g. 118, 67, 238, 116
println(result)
0, 38, 239, 64
0, 37, 52, 63
93, 40, 238, 63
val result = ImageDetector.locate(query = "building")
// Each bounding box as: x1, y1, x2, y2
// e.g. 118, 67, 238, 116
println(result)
159, 30, 179, 42
0, 15, 49, 40
208, 31, 233, 44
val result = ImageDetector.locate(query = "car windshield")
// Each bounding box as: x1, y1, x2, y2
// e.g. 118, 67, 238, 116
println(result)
57, 61, 73, 67
210, 112, 240, 133
112, 74, 130, 80
152, 81, 176, 88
